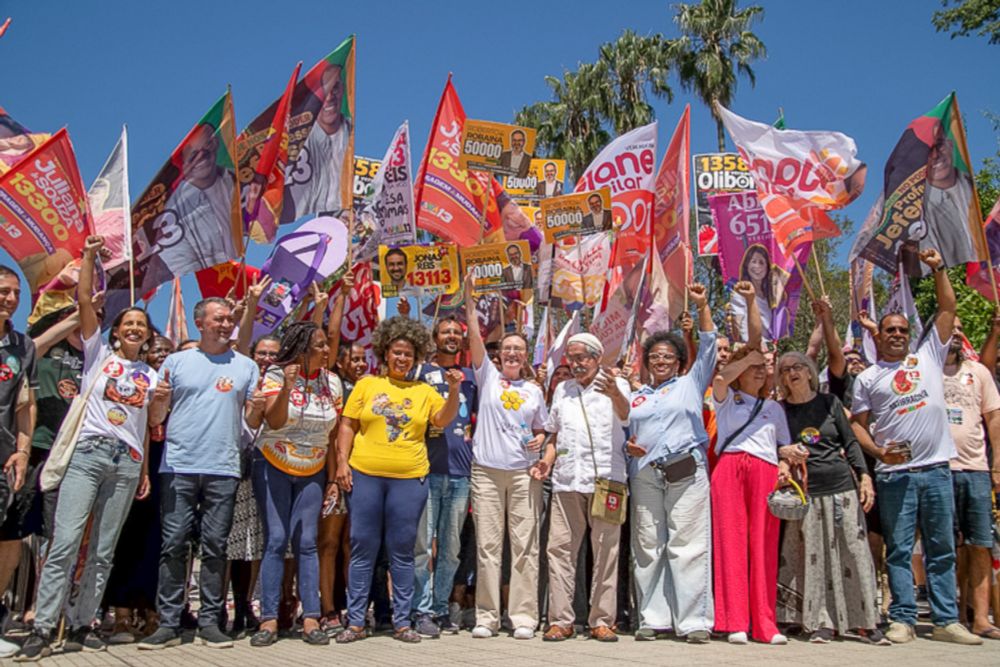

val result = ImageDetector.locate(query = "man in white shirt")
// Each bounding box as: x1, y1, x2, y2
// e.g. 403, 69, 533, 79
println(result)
851, 248, 981, 646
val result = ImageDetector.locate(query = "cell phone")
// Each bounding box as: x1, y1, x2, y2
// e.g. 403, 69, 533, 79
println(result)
885, 440, 912, 461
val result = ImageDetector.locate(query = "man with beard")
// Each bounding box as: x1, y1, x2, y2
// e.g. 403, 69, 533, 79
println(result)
411, 316, 478, 637
921, 132, 976, 269
384, 248, 409, 296
534, 162, 563, 198
500, 244, 532, 290
284, 63, 351, 221
144, 123, 238, 282
942, 316, 1000, 640
498, 130, 532, 179
580, 194, 612, 233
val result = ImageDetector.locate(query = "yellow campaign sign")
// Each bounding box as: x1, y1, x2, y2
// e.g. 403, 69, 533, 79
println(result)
460, 240, 533, 293
378, 244, 459, 298
458, 120, 537, 177
502, 158, 566, 199
539, 187, 612, 243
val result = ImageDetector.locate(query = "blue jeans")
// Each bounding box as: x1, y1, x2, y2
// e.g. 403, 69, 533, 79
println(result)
413, 474, 470, 617
252, 452, 324, 619
347, 470, 428, 629
157, 472, 239, 629
34, 436, 141, 632
877, 464, 958, 626
952, 470, 994, 548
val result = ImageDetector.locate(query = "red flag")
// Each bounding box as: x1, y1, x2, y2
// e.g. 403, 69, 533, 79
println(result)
652, 106, 692, 322
339, 263, 381, 372
196, 260, 260, 299
967, 197, 1000, 300
0, 128, 92, 296
0, 18, 10, 39
414, 76, 502, 246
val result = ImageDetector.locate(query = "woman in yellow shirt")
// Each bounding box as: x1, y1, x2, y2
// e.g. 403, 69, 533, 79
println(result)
334, 316, 461, 644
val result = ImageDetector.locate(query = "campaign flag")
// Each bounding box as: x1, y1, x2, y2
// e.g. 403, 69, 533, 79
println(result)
238, 62, 301, 243
653, 106, 692, 322
414, 76, 503, 246
0, 107, 50, 175
196, 260, 261, 300
882, 265, 923, 351
718, 104, 864, 254
0, 128, 92, 295
0, 18, 10, 39
340, 262, 381, 373
968, 197, 1000, 300
592, 255, 647, 366
693, 152, 755, 255
549, 233, 611, 311
88, 126, 130, 270
639, 246, 673, 336
106, 91, 241, 313
165, 277, 189, 345
575, 121, 657, 271
355, 121, 416, 262
546, 310, 581, 381
711, 190, 809, 341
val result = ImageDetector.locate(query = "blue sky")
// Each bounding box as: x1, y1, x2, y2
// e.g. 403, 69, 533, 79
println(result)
1, 0, 997, 330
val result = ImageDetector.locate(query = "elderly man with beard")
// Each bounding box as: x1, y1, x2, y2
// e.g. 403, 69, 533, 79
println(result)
535, 333, 630, 643
411, 316, 478, 637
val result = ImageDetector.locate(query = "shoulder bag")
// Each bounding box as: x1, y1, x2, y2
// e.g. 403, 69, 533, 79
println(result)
579, 391, 628, 525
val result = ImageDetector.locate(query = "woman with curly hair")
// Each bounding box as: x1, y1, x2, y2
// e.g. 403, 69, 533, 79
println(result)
334, 316, 462, 644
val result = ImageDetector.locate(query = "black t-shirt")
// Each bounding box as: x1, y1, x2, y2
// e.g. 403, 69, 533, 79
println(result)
826, 368, 857, 410
32, 339, 84, 450
781, 392, 867, 497
0, 328, 37, 460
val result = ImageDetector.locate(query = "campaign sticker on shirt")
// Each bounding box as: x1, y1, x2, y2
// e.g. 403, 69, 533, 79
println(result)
962, 372, 975, 386
0, 364, 13, 382
891, 369, 919, 395
56, 379, 78, 400
799, 427, 821, 445
107, 406, 128, 426
102, 360, 125, 378
947, 407, 963, 425
129, 447, 142, 463
215, 377, 234, 393
4, 355, 19, 375
631, 396, 647, 408
501, 389, 525, 410
289, 388, 307, 407
904, 355, 918, 368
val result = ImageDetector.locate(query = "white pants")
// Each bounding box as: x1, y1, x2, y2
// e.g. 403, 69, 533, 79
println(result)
629, 450, 714, 635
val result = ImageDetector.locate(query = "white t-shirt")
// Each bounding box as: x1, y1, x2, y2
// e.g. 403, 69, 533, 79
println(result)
545, 377, 630, 493
472, 359, 547, 471
78, 332, 159, 458
852, 329, 956, 473
713, 390, 790, 465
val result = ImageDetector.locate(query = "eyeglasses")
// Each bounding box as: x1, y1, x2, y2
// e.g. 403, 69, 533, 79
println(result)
882, 326, 909, 335
779, 363, 808, 375
647, 353, 678, 362
566, 354, 595, 363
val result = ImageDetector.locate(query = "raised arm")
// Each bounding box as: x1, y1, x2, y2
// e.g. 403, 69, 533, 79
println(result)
326, 271, 353, 366
920, 248, 956, 344
981, 311, 1000, 376
77, 235, 104, 341
733, 281, 762, 349
712, 348, 763, 402
814, 297, 845, 379
32, 309, 80, 357
309, 281, 329, 327
463, 271, 486, 369
236, 275, 270, 356
679, 311, 696, 375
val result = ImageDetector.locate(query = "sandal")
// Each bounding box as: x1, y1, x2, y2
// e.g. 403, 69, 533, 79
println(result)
335, 625, 367, 644
393, 626, 422, 643
303, 627, 330, 645
250, 629, 277, 647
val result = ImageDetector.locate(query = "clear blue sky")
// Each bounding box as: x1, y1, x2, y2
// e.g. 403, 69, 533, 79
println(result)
1, 0, 997, 330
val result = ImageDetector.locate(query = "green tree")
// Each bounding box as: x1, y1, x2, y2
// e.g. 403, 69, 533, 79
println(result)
932, 0, 1000, 45
593, 30, 674, 136
671, 0, 767, 151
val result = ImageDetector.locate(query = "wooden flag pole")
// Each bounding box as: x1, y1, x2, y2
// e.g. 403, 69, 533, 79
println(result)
431, 292, 443, 330
683, 246, 690, 312
791, 253, 817, 302
810, 249, 827, 298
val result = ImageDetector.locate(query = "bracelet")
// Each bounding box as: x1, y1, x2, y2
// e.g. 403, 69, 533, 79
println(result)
11, 450, 28, 458
933, 265, 946, 273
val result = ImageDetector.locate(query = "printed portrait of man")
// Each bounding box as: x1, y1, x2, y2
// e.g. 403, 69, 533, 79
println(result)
580, 193, 612, 232
500, 243, 532, 289
498, 129, 533, 178
534, 161, 563, 198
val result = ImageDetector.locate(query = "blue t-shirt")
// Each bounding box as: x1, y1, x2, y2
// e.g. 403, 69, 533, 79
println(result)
160, 348, 259, 477
417, 362, 477, 477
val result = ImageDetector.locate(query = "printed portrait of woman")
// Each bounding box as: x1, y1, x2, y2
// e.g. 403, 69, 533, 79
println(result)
733, 243, 790, 341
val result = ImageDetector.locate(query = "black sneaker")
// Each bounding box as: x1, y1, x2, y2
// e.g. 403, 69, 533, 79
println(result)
136, 626, 181, 651
64, 627, 106, 653
414, 614, 440, 638
14, 630, 51, 662
198, 624, 234, 649
435, 615, 460, 635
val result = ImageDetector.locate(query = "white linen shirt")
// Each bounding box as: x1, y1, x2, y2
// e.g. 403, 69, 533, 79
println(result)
545, 376, 630, 493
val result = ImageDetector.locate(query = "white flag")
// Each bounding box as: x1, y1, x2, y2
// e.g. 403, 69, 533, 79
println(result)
356, 121, 416, 261
87, 126, 131, 270
575, 121, 658, 194
546, 310, 581, 381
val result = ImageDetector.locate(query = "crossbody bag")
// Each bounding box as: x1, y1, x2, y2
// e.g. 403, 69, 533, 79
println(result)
578, 392, 628, 525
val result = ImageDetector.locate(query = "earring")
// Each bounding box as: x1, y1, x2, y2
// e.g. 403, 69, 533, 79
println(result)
140, 342, 150, 353
113, 339, 121, 350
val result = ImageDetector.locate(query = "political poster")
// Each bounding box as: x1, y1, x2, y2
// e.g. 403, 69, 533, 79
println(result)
88, 127, 130, 271
0, 128, 92, 295
652, 106, 692, 323
459, 120, 537, 177
0, 107, 49, 175
460, 240, 533, 292
548, 233, 611, 311
539, 188, 613, 242
354, 122, 416, 262
339, 262, 381, 373
711, 190, 808, 341
350, 154, 381, 257
503, 158, 566, 199
378, 243, 459, 297
693, 152, 754, 256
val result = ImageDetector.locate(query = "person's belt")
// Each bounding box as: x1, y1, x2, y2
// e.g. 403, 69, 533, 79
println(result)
900, 462, 949, 474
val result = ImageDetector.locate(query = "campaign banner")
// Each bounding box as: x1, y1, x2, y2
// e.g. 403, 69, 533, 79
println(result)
591, 257, 647, 367
0, 107, 49, 175
0, 128, 92, 295
108, 91, 241, 308
459, 120, 537, 177
968, 197, 1000, 300
355, 122, 416, 262
503, 158, 566, 199
461, 240, 533, 292
857, 92, 986, 276
693, 152, 754, 255
378, 243, 459, 298
653, 107, 692, 322
539, 188, 613, 242
414, 77, 503, 246
88, 127, 130, 271
549, 233, 610, 310
711, 190, 808, 341
340, 262, 381, 373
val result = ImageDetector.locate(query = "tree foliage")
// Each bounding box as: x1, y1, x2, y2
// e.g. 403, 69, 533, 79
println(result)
932, 0, 1000, 45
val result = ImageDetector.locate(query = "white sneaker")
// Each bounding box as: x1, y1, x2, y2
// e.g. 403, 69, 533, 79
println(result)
513, 626, 534, 640
930, 622, 983, 645
0, 637, 18, 659
728, 631, 748, 644
769, 633, 788, 645
472, 625, 495, 638
885, 621, 916, 644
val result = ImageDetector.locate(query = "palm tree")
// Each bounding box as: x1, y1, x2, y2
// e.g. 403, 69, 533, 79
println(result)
594, 30, 674, 136
671, 0, 767, 151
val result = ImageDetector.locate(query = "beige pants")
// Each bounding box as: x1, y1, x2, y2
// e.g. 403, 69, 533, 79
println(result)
546, 491, 620, 628
471, 463, 542, 630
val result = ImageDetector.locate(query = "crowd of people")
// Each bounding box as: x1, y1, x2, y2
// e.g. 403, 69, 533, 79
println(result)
0, 237, 996, 660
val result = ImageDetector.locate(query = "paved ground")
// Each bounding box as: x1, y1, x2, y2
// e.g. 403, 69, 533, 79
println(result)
7, 623, 999, 666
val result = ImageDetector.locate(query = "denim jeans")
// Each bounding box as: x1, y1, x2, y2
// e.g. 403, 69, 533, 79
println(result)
34, 436, 141, 632
877, 464, 958, 626
157, 472, 239, 629
413, 473, 470, 617
252, 452, 324, 620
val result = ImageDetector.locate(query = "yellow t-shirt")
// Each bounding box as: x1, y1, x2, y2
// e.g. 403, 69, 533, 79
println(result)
343, 375, 446, 479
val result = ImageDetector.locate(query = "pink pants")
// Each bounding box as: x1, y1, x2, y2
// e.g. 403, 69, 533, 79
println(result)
710, 451, 780, 642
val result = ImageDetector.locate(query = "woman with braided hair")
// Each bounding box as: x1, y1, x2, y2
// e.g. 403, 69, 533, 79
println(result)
249, 321, 343, 647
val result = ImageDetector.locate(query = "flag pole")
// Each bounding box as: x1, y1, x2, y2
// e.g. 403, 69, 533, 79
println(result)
810, 248, 827, 298
683, 245, 690, 312
791, 253, 817, 301
431, 292, 443, 330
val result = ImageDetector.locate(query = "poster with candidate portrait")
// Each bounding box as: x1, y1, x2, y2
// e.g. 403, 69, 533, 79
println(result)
693, 152, 754, 256
460, 240, 533, 293
378, 243, 459, 298
459, 120, 537, 177
503, 158, 566, 200
539, 188, 612, 243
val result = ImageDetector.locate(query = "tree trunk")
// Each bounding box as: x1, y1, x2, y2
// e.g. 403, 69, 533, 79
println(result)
716, 118, 726, 152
